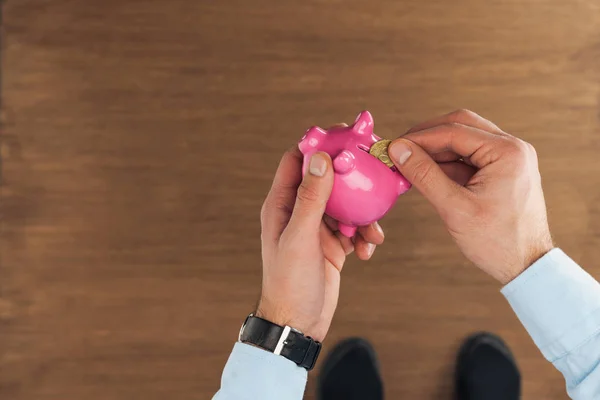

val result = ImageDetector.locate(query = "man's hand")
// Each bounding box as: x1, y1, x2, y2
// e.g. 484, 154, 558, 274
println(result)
257, 146, 384, 342
388, 110, 554, 284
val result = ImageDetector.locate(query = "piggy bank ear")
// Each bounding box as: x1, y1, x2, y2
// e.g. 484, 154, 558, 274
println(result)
352, 111, 374, 135
299, 126, 327, 154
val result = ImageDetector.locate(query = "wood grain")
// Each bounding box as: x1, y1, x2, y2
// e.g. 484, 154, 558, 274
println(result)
2, 1, 600, 399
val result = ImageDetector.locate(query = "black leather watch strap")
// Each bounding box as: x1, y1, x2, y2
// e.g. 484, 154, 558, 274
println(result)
239, 314, 321, 371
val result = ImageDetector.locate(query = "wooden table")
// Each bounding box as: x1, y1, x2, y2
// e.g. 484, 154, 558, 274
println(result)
3, 1, 599, 398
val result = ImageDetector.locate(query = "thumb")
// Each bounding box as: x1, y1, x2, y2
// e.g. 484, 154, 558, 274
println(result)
388, 138, 464, 210
288, 152, 334, 233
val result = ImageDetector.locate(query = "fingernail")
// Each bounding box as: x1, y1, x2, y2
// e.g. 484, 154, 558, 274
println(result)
309, 153, 327, 177
373, 222, 384, 237
366, 243, 376, 258
345, 243, 355, 256
389, 140, 412, 165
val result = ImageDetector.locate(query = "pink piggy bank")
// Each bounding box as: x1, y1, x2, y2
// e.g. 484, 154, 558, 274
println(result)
298, 111, 411, 237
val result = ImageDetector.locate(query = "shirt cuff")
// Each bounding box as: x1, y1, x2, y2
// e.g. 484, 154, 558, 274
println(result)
502, 248, 600, 362
216, 342, 307, 400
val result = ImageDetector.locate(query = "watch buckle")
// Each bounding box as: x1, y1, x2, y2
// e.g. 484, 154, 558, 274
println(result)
273, 325, 292, 355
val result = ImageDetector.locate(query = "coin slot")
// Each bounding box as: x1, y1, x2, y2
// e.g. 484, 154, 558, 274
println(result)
358, 142, 397, 171
357, 144, 370, 153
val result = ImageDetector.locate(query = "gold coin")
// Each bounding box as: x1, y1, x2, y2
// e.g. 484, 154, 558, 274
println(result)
369, 139, 390, 158
369, 139, 394, 168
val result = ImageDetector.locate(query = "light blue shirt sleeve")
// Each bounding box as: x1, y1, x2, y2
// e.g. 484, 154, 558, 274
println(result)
502, 248, 600, 399
212, 342, 307, 400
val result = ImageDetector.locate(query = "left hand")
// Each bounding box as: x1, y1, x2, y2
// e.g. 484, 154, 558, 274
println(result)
257, 146, 385, 342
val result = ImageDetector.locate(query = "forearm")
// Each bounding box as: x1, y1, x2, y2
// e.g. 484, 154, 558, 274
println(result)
502, 248, 600, 399
212, 343, 307, 400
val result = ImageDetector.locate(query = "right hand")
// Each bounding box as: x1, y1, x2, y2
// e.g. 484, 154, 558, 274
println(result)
388, 110, 554, 284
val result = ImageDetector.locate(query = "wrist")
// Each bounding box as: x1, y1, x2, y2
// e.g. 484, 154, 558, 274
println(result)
238, 313, 322, 371
501, 240, 554, 285
255, 301, 325, 342
254, 306, 289, 328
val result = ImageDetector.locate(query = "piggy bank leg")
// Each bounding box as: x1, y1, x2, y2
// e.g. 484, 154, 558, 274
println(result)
338, 223, 357, 237
332, 150, 356, 174
398, 176, 412, 195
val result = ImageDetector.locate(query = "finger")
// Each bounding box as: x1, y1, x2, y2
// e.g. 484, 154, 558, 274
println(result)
388, 138, 467, 210
320, 222, 347, 271
405, 109, 504, 135
357, 222, 384, 245
402, 123, 502, 169
287, 152, 334, 233
261, 147, 303, 242
430, 150, 461, 163
439, 161, 477, 186
323, 215, 338, 231
431, 151, 475, 167
335, 231, 355, 255
323, 215, 355, 255
354, 235, 376, 261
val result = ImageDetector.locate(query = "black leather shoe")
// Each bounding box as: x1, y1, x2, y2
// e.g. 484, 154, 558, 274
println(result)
317, 337, 384, 400
456, 332, 521, 400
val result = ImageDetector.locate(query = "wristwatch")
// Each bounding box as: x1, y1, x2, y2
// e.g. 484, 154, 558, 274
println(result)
238, 313, 322, 371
